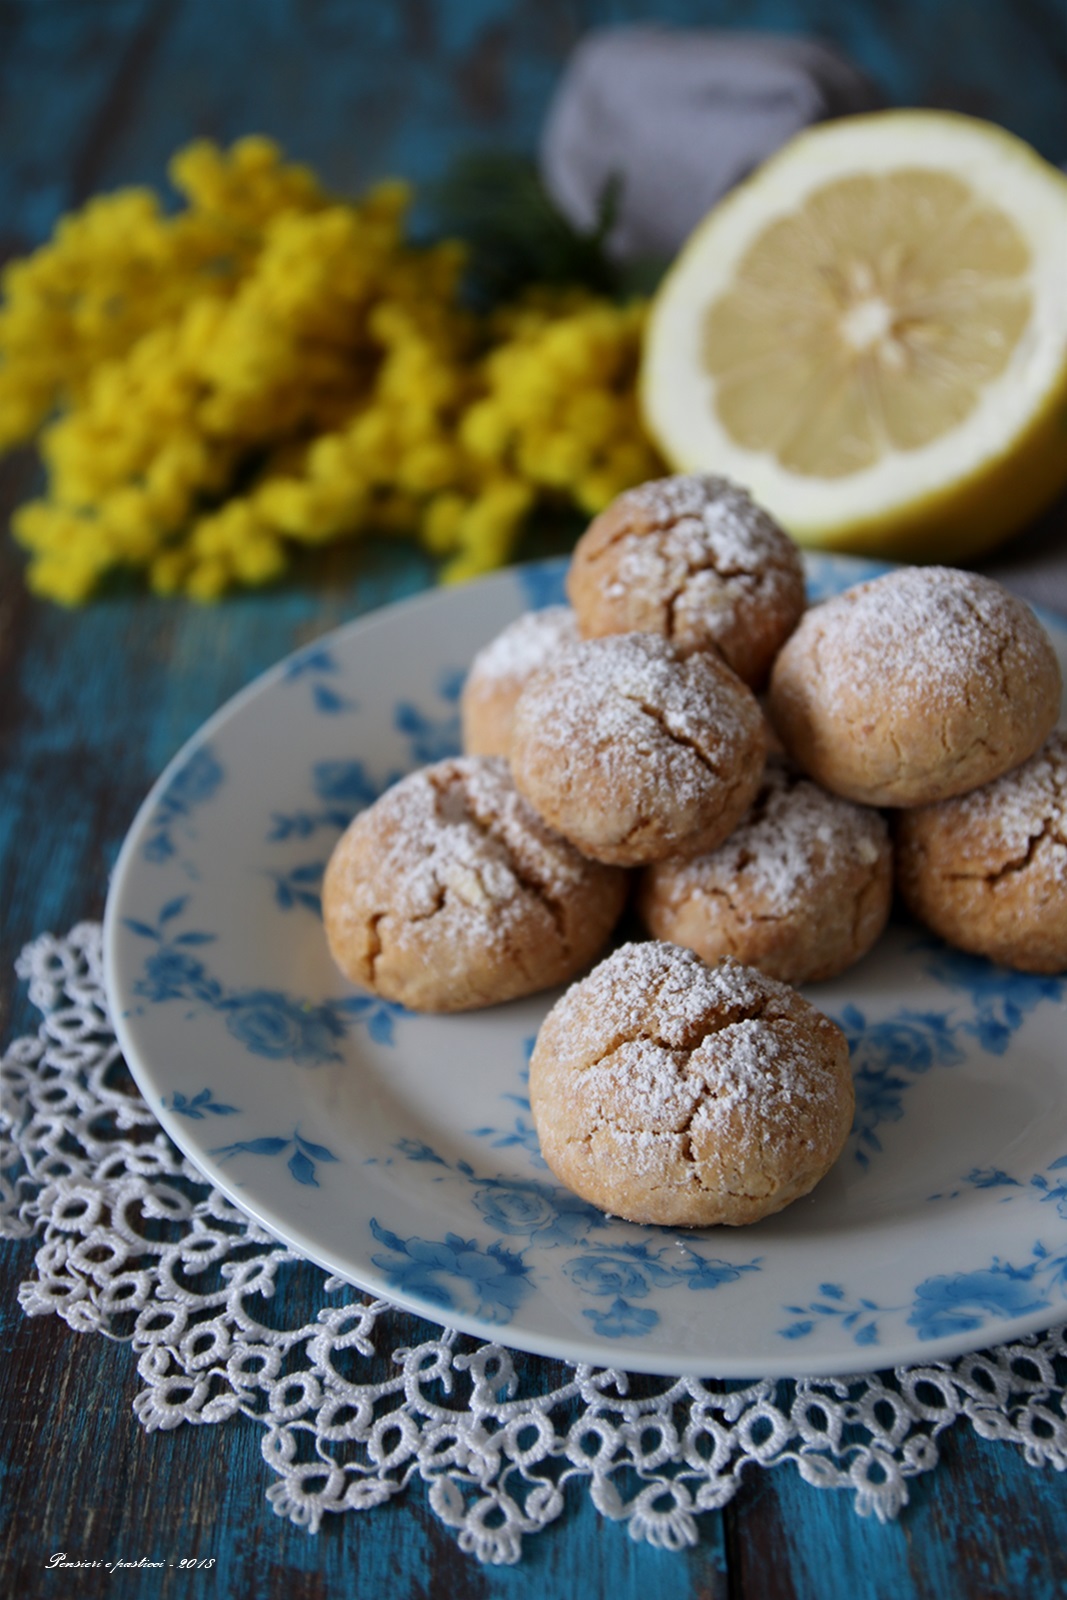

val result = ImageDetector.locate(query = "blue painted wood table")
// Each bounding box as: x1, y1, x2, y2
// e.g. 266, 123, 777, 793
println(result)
2, 3, 1066, 1596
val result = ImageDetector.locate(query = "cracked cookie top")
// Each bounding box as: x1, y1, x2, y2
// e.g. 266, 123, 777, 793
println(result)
896, 729, 1067, 974
638, 760, 892, 984
510, 631, 766, 867
767, 566, 1061, 807
529, 942, 853, 1227
461, 605, 579, 759
566, 474, 806, 688
321, 756, 628, 1012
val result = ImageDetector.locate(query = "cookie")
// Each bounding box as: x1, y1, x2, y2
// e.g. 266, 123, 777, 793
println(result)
767, 566, 1061, 807
510, 631, 766, 867
529, 941, 853, 1227
461, 605, 579, 759
322, 756, 628, 1011
638, 760, 892, 984
896, 730, 1067, 973
566, 474, 806, 687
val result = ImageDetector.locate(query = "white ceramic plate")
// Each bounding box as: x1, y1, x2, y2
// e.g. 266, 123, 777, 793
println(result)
103, 555, 1067, 1377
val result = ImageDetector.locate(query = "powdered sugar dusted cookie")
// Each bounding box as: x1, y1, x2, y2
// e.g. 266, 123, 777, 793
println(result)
529, 942, 853, 1227
461, 605, 579, 758
566, 474, 805, 687
896, 730, 1067, 973
768, 567, 1061, 807
510, 632, 766, 867
322, 756, 628, 1011
638, 760, 892, 984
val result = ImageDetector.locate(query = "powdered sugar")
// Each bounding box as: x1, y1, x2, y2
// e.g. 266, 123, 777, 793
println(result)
620, 474, 799, 587
937, 728, 1067, 881
544, 943, 845, 1181
567, 474, 806, 686
581, 1037, 702, 1132
551, 941, 804, 1060
768, 565, 1062, 806
665, 761, 887, 914
801, 566, 1056, 718
355, 757, 595, 934
324, 754, 631, 1009
602, 476, 805, 662
582, 1015, 816, 1155
690, 1017, 808, 1134
514, 633, 761, 809
465, 606, 578, 691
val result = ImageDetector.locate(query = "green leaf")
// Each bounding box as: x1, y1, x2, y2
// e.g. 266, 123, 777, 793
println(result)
425, 152, 664, 307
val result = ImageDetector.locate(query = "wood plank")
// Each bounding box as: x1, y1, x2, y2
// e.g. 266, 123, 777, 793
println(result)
0, 0, 162, 255
726, 1415, 1067, 1600
4, 0, 1066, 255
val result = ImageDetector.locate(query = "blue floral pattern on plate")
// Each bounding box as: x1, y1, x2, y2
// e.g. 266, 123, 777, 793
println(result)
268, 760, 388, 843
122, 896, 407, 1062
282, 644, 358, 714
930, 1152, 1067, 1217
212, 1128, 341, 1187
369, 1133, 762, 1337
393, 668, 463, 764
780, 1242, 1067, 1349
164, 1087, 240, 1119
265, 668, 465, 915
142, 744, 224, 870
842, 1004, 967, 1167
104, 554, 1067, 1376
369, 1218, 531, 1324
839, 941, 1066, 1167
469, 1037, 546, 1167
918, 943, 1065, 1052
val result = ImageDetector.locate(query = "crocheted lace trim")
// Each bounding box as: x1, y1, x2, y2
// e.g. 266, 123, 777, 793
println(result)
2, 924, 1064, 1565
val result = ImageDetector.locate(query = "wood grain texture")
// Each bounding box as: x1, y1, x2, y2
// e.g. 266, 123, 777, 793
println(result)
2, 2, 1066, 1596
726, 1428, 1067, 1600
1, 0, 1065, 253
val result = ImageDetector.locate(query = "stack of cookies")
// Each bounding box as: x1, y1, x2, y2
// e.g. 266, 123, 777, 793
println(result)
323, 473, 1065, 1228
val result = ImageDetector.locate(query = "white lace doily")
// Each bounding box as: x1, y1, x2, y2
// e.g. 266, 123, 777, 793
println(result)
2, 925, 1065, 1565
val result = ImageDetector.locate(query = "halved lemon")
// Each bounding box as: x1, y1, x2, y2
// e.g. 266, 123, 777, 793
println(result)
641, 111, 1067, 562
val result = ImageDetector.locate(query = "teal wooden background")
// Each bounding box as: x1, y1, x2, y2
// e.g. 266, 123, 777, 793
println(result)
2, 3, 1066, 1597
2, 0, 1065, 261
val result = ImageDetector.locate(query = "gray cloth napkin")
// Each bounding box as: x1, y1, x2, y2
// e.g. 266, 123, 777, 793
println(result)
540, 25, 882, 262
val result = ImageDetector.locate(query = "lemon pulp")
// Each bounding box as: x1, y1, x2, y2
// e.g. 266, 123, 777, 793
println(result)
704, 170, 1031, 477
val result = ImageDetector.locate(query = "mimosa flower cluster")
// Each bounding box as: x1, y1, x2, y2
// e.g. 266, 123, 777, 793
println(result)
0, 138, 661, 601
